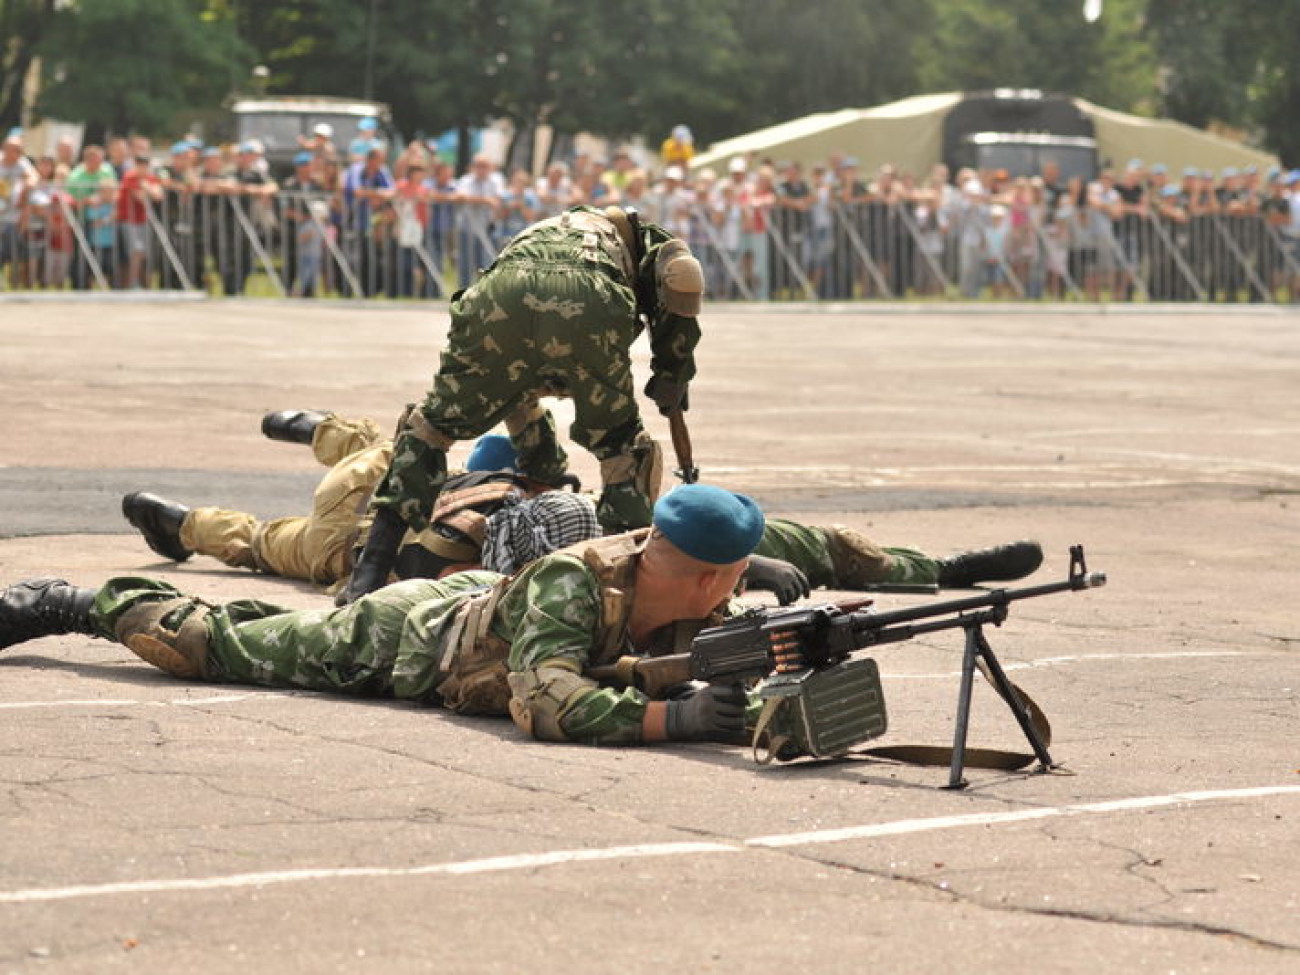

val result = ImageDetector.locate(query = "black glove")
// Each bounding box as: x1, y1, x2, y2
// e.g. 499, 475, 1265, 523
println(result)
337, 506, 405, 605
644, 375, 689, 417
665, 683, 748, 742
743, 555, 811, 606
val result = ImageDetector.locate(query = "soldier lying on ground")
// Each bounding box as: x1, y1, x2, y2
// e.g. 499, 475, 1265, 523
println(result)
343, 204, 707, 604
121, 411, 1044, 605
3, 486, 801, 748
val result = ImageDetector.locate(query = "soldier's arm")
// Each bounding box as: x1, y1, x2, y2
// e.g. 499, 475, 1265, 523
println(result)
643, 231, 703, 386
504, 557, 658, 745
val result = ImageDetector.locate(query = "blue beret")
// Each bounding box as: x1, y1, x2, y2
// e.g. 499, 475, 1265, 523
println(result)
653, 485, 765, 565
466, 434, 517, 472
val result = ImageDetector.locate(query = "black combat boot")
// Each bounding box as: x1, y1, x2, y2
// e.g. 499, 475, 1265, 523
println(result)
337, 507, 406, 605
936, 540, 1044, 588
122, 492, 193, 562
0, 579, 97, 650
261, 410, 329, 445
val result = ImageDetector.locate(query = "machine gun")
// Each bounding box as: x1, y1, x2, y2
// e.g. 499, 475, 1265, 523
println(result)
599, 545, 1106, 787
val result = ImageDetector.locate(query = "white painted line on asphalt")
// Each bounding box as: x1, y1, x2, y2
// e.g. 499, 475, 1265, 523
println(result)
3, 786, 1298, 905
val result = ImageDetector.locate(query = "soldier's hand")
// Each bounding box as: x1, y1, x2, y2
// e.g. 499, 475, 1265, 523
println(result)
743, 555, 811, 606
644, 376, 689, 416
665, 683, 747, 742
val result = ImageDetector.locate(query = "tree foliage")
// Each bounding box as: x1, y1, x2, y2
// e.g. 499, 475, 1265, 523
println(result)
14, 0, 1300, 165
35, 0, 249, 140
0, 0, 56, 133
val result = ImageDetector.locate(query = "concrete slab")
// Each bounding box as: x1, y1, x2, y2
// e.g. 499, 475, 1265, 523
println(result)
2, 300, 1299, 973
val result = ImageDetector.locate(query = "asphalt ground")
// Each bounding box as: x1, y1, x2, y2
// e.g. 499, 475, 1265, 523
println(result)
1, 298, 1298, 974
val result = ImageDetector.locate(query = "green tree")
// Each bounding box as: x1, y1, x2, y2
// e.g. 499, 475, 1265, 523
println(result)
1145, 0, 1300, 164
0, 0, 56, 134
35, 0, 249, 141
918, 0, 1157, 113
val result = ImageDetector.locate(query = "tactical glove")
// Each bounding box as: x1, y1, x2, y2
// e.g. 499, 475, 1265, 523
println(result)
644, 376, 689, 417
664, 683, 748, 742
743, 555, 811, 606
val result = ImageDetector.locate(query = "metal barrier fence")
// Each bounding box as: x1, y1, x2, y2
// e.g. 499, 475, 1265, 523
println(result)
4, 190, 1299, 304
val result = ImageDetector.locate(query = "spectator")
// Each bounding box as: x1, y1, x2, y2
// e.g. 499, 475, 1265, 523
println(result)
493, 167, 539, 252
293, 199, 330, 298
116, 154, 163, 289
299, 122, 337, 162
0, 133, 37, 289
1112, 160, 1147, 300
452, 153, 504, 289
157, 141, 201, 289
534, 160, 574, 219
832, 156, 869, 298
281, 150, 329, 297
393, 157, 430, 297
984, 204, 1011, 298
601, 148, 637, 200
347, 117, 382, 163
660, 124, 695, 169
220, 141, 279, 296
424, 158, 458, 297
1005, 176, 1039, 297
956, 171, 989, 299
643, 164, 692, 240
19, 156, 57, 288
1086, 168, 1121, 298
741, 163, 777, 300
343, 144, 395, 296
912, 170, 950, 296
806, 163, 835, 297
105, 137, 130, 179
775, 160, 812, 291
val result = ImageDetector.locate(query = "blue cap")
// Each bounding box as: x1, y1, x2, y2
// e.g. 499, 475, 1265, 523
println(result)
466, 434, 517, 472
1182, 165, 1199, 178
201, 147, 220, 159
170, 141, 191, 155
358, 117, 378, 131
1244, 165, 1257, 175
238, 140, 259, 154
1126, 158, 1144, 170
1221, 167, 1239, 178
294, 150, 314, 167
1150, 163, 1167, 175
652, 484, 765, 565
1286, 170, 1300, 186
1160, 185, 1180, 198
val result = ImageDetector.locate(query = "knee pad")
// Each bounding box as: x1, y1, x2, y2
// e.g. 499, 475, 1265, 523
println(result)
823, 526, 895, 589
114, 598, 214, 680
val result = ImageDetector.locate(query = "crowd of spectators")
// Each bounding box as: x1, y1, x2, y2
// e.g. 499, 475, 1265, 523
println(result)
2, 120, 1298, 303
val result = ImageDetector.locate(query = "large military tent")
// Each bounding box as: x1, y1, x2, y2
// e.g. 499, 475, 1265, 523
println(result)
690, 92, 1278, 178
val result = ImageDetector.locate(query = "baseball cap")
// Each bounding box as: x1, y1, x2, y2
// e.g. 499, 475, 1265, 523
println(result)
313, 123, 334, 138
358, 117, 378, 132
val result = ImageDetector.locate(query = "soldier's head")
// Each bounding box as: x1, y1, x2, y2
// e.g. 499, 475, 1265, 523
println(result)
643, 485, 765, 614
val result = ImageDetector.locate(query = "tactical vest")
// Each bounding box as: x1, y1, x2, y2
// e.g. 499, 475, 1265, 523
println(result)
434, 529, 651, 715
394, 471, 535, 580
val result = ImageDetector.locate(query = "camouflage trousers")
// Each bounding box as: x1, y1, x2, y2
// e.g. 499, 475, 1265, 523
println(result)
754, 519, 940, 588
90, 571, 502, 701
373, 260, 649, 532
179, 414, 390, 586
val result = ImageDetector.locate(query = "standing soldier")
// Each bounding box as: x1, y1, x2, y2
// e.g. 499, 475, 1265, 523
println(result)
342, 204, 704, 603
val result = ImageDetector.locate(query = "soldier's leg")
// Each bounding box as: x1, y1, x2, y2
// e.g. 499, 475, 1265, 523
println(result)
180, 507, 262, 570
504, 396, 569, 484
255, 441, 396, 586
758, 520, 942, 589
310, 413, 385, 467
822, 524, 939, 587
93, 575, 463, 695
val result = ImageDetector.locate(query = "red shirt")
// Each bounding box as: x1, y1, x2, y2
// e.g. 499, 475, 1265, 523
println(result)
116, 169, 160, 226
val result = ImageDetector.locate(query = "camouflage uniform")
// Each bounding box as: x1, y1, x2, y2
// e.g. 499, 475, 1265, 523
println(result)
755, 518, 941, 588
90, 532, 735, 746
373, 206, 701, 536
